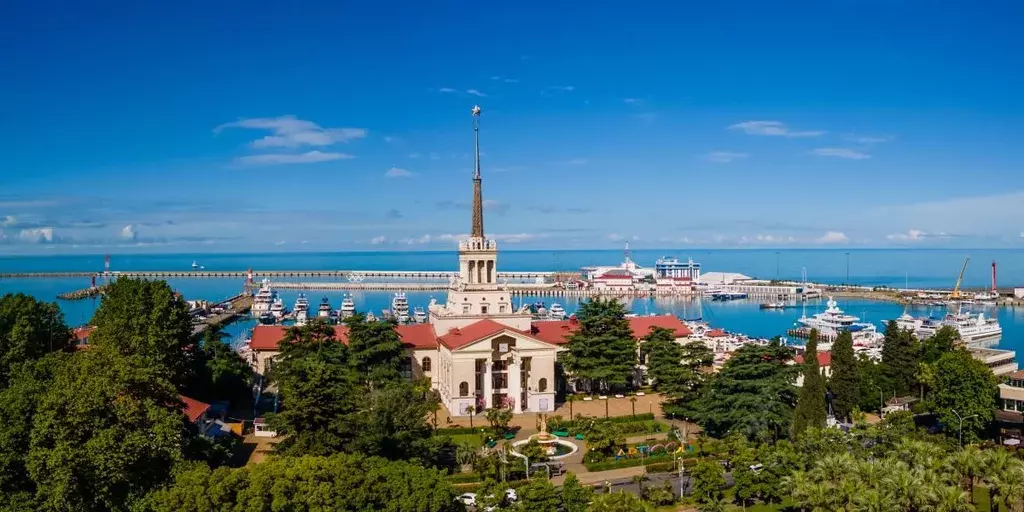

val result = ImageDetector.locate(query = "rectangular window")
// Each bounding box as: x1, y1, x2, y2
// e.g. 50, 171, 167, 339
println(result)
493, 373, 508, 389
481, 305, 488, 314
499, 305, 507, 313
462, 305, 470, 314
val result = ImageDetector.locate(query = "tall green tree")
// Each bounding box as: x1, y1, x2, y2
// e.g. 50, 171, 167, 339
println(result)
0, 293, 72, 387
828, 330, 859, 422
696, 341, 797, 440
350, 380, 440, 463
931, 349, 997, 444
345, 313, 405, 387
921, 325, 960, 364
691, 458, 726, 512
559, 298, 637, 392
89, 278, 195, 388
185, 327, 253, 405
268, 320, 360, 455
880, 320, 920, 396
26, 350, 185, 512
0, 354, 63, 507
644, 329, 713, 419
857, 353, 887, 412
141, 452, 462, 512
513, 477, 561, 512
792, 330, 827, 438
560, 472, 594, 512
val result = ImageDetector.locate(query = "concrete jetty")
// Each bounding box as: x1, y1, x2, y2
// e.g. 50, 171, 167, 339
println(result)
0, 269, 557, 280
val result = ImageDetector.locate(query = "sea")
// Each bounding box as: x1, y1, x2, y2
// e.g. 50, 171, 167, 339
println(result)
2, 249, 1023, 353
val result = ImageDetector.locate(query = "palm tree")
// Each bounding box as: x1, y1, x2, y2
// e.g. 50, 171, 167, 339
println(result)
983, 449, 1015, 512
990, 457, 1024, 512
948, 446, 985, 503
466, 405, 475, 428
928, 485, 974, 512
629, 395, 637, 417
631, 473, 648, 498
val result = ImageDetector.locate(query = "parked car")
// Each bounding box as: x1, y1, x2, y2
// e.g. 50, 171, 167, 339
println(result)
456, 493, 477, 507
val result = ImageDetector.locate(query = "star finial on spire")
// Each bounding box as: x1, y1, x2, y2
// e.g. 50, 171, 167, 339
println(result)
471, 105, 482, 116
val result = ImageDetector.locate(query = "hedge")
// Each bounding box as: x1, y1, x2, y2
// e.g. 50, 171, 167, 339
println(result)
436, 427, 493, 436
608, 412, 656, 423
645, 457, 697, 474
448, 473, 484, 484
584, 454, 674, 472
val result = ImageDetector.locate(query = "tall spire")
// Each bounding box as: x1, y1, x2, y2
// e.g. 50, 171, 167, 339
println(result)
470, 105, 484, 238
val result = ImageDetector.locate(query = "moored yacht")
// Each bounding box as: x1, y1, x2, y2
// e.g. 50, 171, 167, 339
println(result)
797, 297, 882, 344
270, 297, 287, 320
548, 303, 567, 320
340, 294, 356, 319
413, 306, 427, 323
293, 293, 309, 316
251, 280, 275, 317
317, 297, 333, 319
391, 293, 410, 324
916, 305, 1001, 343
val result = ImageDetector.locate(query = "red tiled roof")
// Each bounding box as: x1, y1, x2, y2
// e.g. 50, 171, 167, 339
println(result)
1007, 370, 1024, 380
249, 323, 437, 351
707, 328, 727, 338
794, 351, 832, 366
73, 326, 95, 342
627, 315, 693, 339
530, 314, 693, 345
180, 395, 211, 423
397, 323, 438, 349
437, 319, 527, 350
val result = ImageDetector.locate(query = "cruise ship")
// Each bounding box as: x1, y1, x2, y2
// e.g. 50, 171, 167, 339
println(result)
797, 297, 882, 344
896, 305, 1002, 343
339, 294, 356, 319
391, 293, 410, 324
251, 280, 275, 317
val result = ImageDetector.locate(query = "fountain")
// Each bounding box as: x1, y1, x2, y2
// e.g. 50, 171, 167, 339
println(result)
510, 414, 579, 460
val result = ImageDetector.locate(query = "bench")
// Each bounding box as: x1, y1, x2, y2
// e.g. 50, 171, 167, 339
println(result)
554, 430, 569, 437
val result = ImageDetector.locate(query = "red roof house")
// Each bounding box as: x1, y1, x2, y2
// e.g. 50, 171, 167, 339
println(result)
180, 395, 211, 423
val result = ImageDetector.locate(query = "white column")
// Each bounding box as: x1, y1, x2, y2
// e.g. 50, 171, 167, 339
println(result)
483, 361, 493, 409
509, 359, 522, 413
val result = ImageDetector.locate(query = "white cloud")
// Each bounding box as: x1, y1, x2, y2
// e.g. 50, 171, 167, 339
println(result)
490, 76, 519, 83
383, 136, 396, 143
549, 158, 588, 166
399, 234, 433, 245
466, 89, 488, 97
215, 115, 366, 149
429, 152, 440, 160
19, 227, 54, 243
408, 153, 421, 159
120, 224, 137, 241
816, 231, 849, 244
728, 120, 824, 138
886, 229, 927, 241
607, 233, 623, 242
705, 151, 749, 163
811, 148, 871, 160
1, 215, 16, 227
370, 235, 387, 245
274, 240, 286, 246
623, 98, 644, 105
436, 233, 544, 243
437, 87, 458, 93
235, 151, 353, 166
436, 87, 488, 97
385, 167, 414, 178
845, 134, 893, 144
543, 86, 575, 96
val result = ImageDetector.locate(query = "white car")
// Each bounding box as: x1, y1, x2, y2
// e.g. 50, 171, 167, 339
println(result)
456, 493, 477, 507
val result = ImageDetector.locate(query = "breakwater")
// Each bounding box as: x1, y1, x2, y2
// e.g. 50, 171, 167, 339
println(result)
0, 269, 558, 280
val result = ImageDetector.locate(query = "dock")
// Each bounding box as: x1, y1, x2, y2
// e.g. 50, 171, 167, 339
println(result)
0, 269, 557, 280
192, 293, 253, 336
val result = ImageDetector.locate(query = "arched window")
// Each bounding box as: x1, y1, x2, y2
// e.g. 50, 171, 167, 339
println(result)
422, 357, 432, 372
538, 378, 548, 392
459, 381, 469, 396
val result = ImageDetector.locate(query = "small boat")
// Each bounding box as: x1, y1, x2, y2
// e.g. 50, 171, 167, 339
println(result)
760, 302, 785, 310
413, 306, 427, 323
191, 260, 199, 270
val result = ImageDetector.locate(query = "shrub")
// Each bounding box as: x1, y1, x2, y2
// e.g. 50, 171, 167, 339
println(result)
437, 427, 492, 436
609, 412, 655, 423
448, 472, 484, 484
584, 454, 674, 472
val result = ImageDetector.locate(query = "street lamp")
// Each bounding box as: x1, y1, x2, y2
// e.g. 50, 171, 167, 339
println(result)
952, 409, 979, 446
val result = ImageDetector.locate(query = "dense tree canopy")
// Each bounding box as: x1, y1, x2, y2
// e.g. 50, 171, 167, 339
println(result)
828, 330, 859, 422
559, 298, 637, 392
696, 340, 797, 439
345, 313, 405, 388
792, 330, 827, 438
0, 293, 72, 387
931, 348, 998, 444
880, 320, 920, 397
141, 453, 461, 512
27, 350, 185, 512
185, 327, 253, 406
644, 327, 713, 419
89, 278, 196, 388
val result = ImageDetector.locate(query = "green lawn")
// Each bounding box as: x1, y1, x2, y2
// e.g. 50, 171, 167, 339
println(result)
443, 432, 488, 448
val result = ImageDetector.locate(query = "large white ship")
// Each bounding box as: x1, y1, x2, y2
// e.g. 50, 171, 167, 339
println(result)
898, 305, 1002, 343
391, 292, 410, 324
251, 280, 275, 317
797, 297, 882, 344
339, 294, 356, 319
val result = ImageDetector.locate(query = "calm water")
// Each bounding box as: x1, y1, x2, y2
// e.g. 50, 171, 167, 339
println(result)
2, 250, 1023, 352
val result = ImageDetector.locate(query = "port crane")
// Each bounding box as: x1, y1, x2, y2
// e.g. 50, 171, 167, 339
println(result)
949, 257, 969, 300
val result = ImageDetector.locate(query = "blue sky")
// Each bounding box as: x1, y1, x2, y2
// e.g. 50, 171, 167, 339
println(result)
2, 0, 1023, 254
